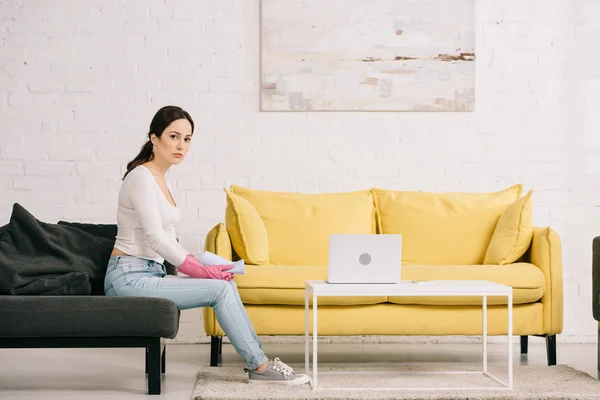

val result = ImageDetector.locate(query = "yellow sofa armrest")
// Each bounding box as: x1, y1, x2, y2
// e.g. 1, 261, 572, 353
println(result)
529, 226, 563, 334
204, 222, 233, 261
203, 223, 231, 337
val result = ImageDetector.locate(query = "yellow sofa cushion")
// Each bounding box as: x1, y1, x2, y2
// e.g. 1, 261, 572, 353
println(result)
234, 265, 326, 289
230, 185, 376, 265
484, 190, 534, 265
235, 265, 387, 305
389, 263, 544, 305
234, 263, 544, 306
224, 189, 269, 265
373, 184, 522, 265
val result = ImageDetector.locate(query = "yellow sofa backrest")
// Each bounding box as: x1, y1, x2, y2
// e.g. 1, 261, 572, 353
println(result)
373, 184, 523, 265
228, 185, 376, 265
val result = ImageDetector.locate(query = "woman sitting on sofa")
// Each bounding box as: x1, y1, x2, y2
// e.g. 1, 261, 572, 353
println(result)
104, 105, 308, 386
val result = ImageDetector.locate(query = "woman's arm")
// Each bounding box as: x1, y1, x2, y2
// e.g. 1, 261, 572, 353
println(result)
126, 171, 233, 280
126, 171, 187, 267
168, 226, 189, 256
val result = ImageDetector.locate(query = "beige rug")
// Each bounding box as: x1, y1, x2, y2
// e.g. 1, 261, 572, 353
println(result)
192, 364, 600, 400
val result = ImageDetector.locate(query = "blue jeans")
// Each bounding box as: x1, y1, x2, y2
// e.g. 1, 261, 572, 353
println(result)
104, 255, 268, 370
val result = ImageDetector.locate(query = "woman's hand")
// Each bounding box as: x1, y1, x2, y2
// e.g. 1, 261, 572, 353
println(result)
177, 254, 234, 281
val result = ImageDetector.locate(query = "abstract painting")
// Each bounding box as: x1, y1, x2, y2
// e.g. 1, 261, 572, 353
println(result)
260, 0, 475, 112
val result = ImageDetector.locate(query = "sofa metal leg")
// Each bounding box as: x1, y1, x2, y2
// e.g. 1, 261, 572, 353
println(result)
218, 337, 223, 355
546, 334, 557, 366
210, 336, 222, 367
520, 335, 528, 354
161, 344, 166, 374
147, 339, 161, 395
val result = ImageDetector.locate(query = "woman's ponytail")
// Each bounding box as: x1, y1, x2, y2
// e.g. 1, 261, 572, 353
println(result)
122, 140, 154, 180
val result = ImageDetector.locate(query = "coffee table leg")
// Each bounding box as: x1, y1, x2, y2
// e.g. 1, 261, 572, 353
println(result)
483, 295, 488, 373
305, 287, 309, 380
313, 292, 318, 389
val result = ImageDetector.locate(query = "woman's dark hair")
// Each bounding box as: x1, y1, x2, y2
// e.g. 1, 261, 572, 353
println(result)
122, 105, 194, 180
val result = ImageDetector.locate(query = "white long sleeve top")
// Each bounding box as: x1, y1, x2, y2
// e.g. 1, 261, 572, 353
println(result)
113, 165, 188, 267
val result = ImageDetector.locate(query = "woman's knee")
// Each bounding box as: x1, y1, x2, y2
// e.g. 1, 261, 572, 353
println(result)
214, 279, 233, 300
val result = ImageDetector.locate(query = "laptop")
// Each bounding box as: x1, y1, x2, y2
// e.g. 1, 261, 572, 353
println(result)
327, 234, 402, 284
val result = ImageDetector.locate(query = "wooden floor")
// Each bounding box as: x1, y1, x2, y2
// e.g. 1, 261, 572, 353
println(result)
0, 340, 598, 399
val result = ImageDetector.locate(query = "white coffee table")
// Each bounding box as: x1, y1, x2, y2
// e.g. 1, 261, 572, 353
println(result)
304, 279, 513, 390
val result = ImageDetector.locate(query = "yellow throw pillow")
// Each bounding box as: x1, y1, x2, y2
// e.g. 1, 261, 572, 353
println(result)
484, 190, 534, 265
224, 189, 270, 265
373, 184, 522, 265
231, 185, 376, 265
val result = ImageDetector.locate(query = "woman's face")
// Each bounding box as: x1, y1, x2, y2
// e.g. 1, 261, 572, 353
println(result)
151, 118, 193, 165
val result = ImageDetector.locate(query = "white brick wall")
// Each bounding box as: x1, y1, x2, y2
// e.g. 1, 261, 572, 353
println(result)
1, 0, 599, 344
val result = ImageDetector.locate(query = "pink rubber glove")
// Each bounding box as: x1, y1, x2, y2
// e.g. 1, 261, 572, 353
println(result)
177, 254, 234, 281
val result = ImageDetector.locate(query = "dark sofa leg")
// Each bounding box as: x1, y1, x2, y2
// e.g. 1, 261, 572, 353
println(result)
147, 340, 161, 395
161, 345, 166, 374
148, 344, 166, 374
546, 334, 557, 366
520, 335, 528, 354
210, 336, 222, 367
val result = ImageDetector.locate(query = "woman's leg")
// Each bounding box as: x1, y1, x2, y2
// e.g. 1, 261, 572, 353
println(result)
105, 256, 308, 384
105, 257, 267, 370
227, 279, 262, 349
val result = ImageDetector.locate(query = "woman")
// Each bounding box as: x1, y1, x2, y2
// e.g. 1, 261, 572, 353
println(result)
104, 105, 308, 385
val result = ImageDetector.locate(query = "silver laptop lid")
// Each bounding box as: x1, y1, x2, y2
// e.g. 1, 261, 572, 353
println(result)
327, 234, 402, 284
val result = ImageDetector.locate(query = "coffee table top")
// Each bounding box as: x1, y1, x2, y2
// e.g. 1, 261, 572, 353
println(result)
306, 280, 512, 296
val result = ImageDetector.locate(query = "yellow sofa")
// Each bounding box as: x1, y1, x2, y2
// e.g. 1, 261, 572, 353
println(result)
203, 184, 563, 367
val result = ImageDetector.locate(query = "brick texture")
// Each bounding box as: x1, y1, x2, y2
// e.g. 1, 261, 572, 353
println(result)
0, 0, 599, 343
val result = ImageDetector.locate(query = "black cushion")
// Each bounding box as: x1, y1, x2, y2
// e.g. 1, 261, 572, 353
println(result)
56, 221, 179, 276
57, 221, 118, 242
0, 204, 114, 296
15, 272, 92, 295
0, 295, 179, 338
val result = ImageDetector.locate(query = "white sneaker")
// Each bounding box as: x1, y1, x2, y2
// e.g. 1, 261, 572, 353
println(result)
245, 358, 309, 385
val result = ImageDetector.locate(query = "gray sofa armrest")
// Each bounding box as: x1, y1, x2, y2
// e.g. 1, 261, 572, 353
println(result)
593, 237, 600, 321
0, 296, 180, 338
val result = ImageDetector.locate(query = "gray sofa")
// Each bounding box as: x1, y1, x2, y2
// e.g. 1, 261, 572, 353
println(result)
0, 206, 181, 395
